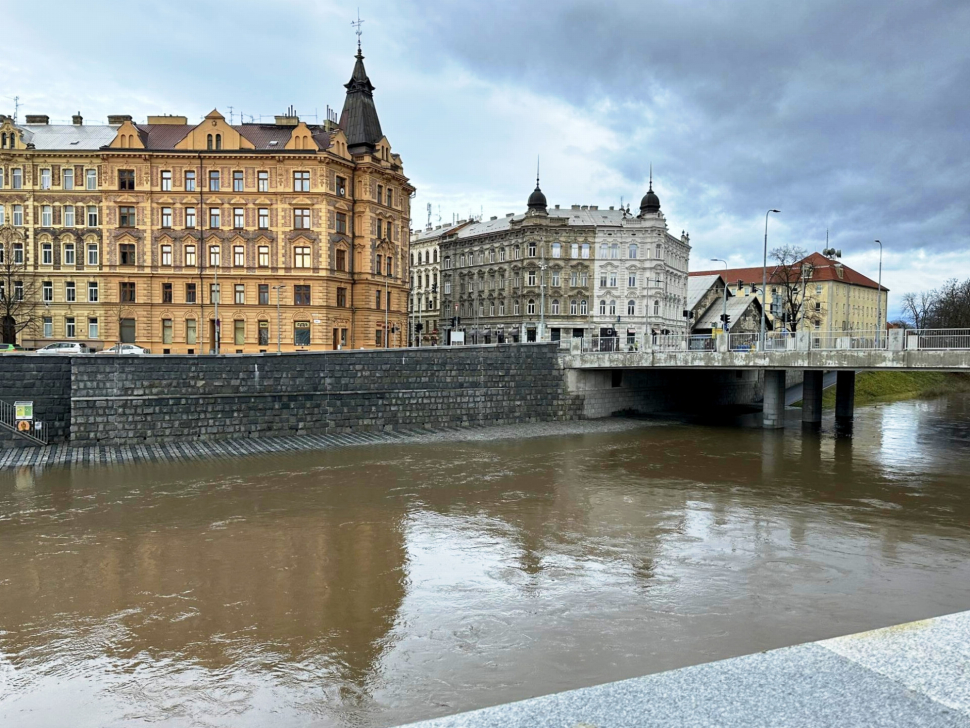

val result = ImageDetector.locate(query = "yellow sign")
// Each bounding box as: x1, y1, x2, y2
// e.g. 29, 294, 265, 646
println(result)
14, 401, 33, 420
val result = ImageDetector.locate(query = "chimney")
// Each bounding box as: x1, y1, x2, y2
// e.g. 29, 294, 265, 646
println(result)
72, 112, 83, 125
25, 114, 49, 125
147, 115, 188, 125
275, 105, 299, 126
108, 115, 133, 125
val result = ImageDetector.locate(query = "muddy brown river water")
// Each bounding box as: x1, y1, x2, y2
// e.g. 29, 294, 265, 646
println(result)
2, 396, 970, 727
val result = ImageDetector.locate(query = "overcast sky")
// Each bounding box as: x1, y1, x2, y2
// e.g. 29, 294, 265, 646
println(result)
6, 0, 968, 317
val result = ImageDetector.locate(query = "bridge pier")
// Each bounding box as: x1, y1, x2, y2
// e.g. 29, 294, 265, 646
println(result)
762, 370, 787, 429
836, 370, 856, 421
802, 370, 824, 427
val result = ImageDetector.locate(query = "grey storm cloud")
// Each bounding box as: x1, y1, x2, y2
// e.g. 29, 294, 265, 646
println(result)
398, 0, 970, 257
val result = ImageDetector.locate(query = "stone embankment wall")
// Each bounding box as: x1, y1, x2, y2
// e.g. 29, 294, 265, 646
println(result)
69, 344, 584, 445
0, 357, 72, 449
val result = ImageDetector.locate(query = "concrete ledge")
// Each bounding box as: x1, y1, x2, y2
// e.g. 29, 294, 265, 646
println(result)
398, 610, 970, 728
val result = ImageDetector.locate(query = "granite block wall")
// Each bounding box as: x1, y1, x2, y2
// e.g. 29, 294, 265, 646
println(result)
0, 357, 72, 448
68, 344, 585, 445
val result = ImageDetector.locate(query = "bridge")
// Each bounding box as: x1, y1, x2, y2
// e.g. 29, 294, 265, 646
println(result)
558, 328, 970, 429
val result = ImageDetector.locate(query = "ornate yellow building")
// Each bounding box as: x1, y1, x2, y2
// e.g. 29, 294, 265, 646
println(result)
0, 47, 412, 352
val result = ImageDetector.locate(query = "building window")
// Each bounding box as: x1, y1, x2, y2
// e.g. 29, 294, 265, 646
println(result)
233, 208, 244, 229
43, 317, 53, 338
258, 208, 269, 229
551, 270, 561, 287
13, 205, 23, 226
656, 243, 662, 258
185, 207, 196, 228
257, 171, 268, 192
376, 254, 383, 275
294, 285, 311, 305
528, 298, 536, 315
233, 319, 245, 345
162, 282, 173, 303
610, 244, 619, 259
185, 170, 196, 191
514, 300, 520, 315
444, 281, 452, 295
66, 317, 76, 338
120, 282, 136, 303
64, 281, 76, 303
377, 220, 384, 239
185, 245, 197, 266
233, 170, 244, 192
293, 171, 310, 192
336, 287, 347, 307
234, 284, 245, 304
215, 134, 222, 150
629, 244, 638, 259
42, 243, 53, 265
599, 300, 607, 315
12, 243, 23, 264
335, 212, 347, 234
570, 299, 578, 315
294, 322, 311, 346
336, 176, 346, 196
258, 246, 269, 267
119, 206, 136, 227
377, 184, 383, 203
527, 270, 536, 286
42, 205, 52, 227
233, 246, 245, 267
161, 207, 172, 228
119, 243, 136, 265
87, 243, 99, 265
64, 243, 75, 265
335, 248, 347, 271
653, 300, 660, 316
294, 246, 311, 268
580, 299, 588, 315
376, 328, 384, 346
88, 281, 99, 302
294, 208, 310, 229
209, 170, 220, 191
581, 243, 590, 259
375, 290, 382, 309
87, 204, 99, 225
12, 168, 23, 189
185, 283, 197, 303
64, 206, 75, 227
258, 284, 269, 305
609, 273, 617, 287
186, 319, 197, 344
552, 242, 561, 258
43, 281, 53, 302
162, 319, 173, 344
209, 246, 220, 266
118, 170, 135, 190
62, 168, 74, 190
40, 169, 51, 190
209, 208, 220, 228
161, 170, 172, 191
210, 283, 220, 303
627, 300, 636, 315
609, 300, 616, 316
88, 318, 98, 339
258, 320, 269, 346
552, 299, 560, 314
629, 273, 637, 287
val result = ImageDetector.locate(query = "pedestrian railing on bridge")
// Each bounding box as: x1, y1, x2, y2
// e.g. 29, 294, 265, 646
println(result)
906, 329, 970, 350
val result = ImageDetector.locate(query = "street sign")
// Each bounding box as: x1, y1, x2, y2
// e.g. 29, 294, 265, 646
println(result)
14, 401, 33, 421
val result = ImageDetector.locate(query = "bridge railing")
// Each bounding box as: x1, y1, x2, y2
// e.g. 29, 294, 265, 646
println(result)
811, 330, 887, 351
905, 329, 970, 350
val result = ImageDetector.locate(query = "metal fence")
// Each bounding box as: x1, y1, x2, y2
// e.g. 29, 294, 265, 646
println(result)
810, 331, 887, 351
0, 399, 48, 445
905, 329, 970, 350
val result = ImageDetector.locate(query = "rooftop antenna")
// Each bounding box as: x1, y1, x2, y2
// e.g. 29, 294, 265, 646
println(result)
228, 106, 234, 124
426, 202, 432, 230
7, 96, 19, 123
437, 205, 442, 225
351, 9, 364, 53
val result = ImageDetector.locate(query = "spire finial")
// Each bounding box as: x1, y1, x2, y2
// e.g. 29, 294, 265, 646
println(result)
351, 8, 364, 55
536, 155, 540, 188
649, 163, 653, 190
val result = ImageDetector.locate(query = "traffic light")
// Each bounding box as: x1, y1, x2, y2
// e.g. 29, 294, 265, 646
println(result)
415, 322, 424, 332
720, 313, 731, 326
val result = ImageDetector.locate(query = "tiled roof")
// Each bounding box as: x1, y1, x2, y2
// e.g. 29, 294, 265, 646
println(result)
695, 295, 764, 331
454, 207, 651, 240
19, 123, 120, 150
686, 274, 724, 311
691, 252, 887, 291
236, 125, 296, 150
136, 124, 190, 149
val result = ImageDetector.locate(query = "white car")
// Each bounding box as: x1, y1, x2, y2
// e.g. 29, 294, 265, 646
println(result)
98, 343, 151, 355
36, 342, 90, 355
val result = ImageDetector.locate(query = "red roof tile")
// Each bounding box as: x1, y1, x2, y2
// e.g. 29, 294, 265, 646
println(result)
692, 252, 887, 291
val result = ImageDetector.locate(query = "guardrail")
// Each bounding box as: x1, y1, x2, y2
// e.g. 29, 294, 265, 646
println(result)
905, 329, 970, 350
0, 399, 48, 445
810, 330, 887, 351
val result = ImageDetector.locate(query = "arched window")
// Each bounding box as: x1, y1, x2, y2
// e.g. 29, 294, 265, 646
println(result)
627, 300, 636, 315
609, 300, 616, 316
514, 245, 520, 259
528, 298, 536, 315
514, 300, 520, 315
434, 249, 438, 263
599, 300, 606, 315
653, 299, 660, 316
206, 134, 213, 150
551, 242, 561, 258
629, 244, 638, 259
579, 299, 588, 315
1, 133, 6, 148
215, 134, 222, 150
552, 299, 560, 314
570, 299, 578, 315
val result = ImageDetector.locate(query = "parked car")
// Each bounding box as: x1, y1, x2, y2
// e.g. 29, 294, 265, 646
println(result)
98, 343, 151, 355
0, 343, 25, 353
36, 342, 91, 355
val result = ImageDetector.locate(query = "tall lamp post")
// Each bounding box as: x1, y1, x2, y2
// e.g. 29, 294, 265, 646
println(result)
874, 239, 883, 345
711, 258, 729, 338
760, 209, 781, 348
272, 284, 286, 353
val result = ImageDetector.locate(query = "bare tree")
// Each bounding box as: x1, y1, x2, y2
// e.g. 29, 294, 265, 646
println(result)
929, 278, 970, 328
767, 245, 824, 332
900, 290, 934, 329
0, 225, 41, 345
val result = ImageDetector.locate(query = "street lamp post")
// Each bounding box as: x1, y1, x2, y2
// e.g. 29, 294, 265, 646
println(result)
384, 272, 389, 348
874, 239, 883, 345
272, 284, 285, 353
760, 209, 781, 348
711, 258, 728, 338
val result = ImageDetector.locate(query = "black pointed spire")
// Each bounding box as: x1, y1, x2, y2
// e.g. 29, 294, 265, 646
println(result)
639, 163, 661, 215
339, 44, 384, 155
527, 158, 547, 214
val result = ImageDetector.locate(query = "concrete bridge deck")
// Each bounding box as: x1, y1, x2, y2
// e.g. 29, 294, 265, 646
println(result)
398, 609, 970, 728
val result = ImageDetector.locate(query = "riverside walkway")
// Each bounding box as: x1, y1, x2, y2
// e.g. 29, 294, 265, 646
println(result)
399, 609, 970, 728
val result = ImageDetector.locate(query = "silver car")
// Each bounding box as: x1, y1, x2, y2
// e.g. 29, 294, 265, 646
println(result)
98, 344, 151, 355
36, 342, 90, 355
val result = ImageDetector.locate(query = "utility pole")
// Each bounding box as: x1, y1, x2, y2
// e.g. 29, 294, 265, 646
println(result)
539, 245, 546, 343
273, 284, 285, 353
760, 209, 780, 349
711, 258, 729, 338
875, 239, 883, 345
384, 271, 389, 347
